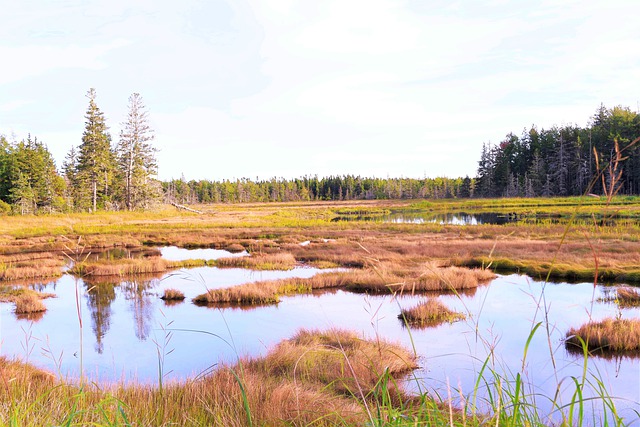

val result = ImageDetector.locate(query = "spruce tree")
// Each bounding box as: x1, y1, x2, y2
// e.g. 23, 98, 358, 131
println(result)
116, 93, 159, 210
76, 88, 115, 212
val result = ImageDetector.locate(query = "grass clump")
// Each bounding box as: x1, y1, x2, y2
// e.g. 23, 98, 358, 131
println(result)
398, 299, 465, 328
193, 280, 290, 305
160, 288, 185, 301
565, 317, 640, 355
70, 258, 170, 277
216, 252, 297, 270
14, 293, 47, 315
612, 286, 640, 307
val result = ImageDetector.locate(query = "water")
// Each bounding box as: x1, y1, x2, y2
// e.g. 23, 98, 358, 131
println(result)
333, 211, 640, 226
1, 271, 639, 422
159, 246, 249, 261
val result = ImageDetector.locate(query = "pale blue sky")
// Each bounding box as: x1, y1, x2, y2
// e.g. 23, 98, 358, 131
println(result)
1, 0, 639, 180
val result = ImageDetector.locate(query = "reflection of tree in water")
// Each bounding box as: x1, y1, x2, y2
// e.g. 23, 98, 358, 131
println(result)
84, 279, 117, 354
121, 276, 159, 341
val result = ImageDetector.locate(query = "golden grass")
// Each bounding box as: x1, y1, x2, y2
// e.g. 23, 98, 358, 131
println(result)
0, 286, 54, 303
0, 328, 418, 426
14, 293, 47, 314
194, 263, 494, 306
565, 318, 640, 355
398, 299, 465, 328
1, 198, 640, 286
160, 288, 185, 301
216, 252, 297, 270
70, 258, 171, 277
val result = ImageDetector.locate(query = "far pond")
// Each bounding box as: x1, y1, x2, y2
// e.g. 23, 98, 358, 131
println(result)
1, 247, 639, 423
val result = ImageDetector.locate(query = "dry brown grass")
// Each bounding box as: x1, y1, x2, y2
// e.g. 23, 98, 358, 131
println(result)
565, 318, 640, 354
341, 261, 495, 294
194, 263, 494, 307
216, 252, 297, 270
70, 258, 170, 277
193, 280, 290, 305
161, 288, 185, 301
398, 299, 465, 328
0, 253, 65, 282
615, 287, 640, 307
14, 293, 47, 314
246, 328, 417, 403
0, 286, 54, 303
1, 328, 418, 426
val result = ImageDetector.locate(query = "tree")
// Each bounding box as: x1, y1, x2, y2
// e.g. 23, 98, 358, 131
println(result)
76, 88, 115, 212
116, 93, 159, 210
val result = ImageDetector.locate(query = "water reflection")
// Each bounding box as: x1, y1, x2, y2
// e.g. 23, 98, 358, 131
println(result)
0, 271, 638, 422
159, 246, 248, 261
85, 280, 116, 353
333, 210, 640, 227
121, 277, 157, 341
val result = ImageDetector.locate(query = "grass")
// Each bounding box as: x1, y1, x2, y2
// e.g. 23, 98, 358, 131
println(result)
398, 298, 465, 328
193, 263, 494, 306
607, 286, 640, 308
565, 318, 640, 355
1, 197, 639, 424
216, 252, 297, 270
160, 288, 185, 301
14, 293, 47, 314
0, 328, 422, 426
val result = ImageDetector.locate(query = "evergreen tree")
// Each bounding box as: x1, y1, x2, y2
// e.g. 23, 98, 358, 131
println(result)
116, 93, 159, 210
76, 88, 115, 212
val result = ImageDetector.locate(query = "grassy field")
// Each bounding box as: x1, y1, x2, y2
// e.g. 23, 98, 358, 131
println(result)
1, 197, 638, 425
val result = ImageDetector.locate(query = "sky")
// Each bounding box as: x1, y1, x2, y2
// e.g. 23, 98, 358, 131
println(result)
1, 0, 639, 181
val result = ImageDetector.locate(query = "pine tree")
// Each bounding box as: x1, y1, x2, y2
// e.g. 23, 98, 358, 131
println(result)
76, 88, 115, 212
116, 93, 159, 210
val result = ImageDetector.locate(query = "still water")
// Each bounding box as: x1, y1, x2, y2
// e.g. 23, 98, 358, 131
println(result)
334, 211, 640, 227
1, 261, 639, 422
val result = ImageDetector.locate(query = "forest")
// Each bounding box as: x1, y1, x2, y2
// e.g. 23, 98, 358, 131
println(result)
1, 102, 639, 213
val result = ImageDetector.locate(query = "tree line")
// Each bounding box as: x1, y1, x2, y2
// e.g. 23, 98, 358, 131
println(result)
475, 105, 640, 198
164, 175, 471, 204
1, 102, 639, 214
0, 89, 159, 214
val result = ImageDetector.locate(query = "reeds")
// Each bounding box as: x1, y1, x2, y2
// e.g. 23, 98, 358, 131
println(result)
398, 299, 465, 327
565, 318, 640, 354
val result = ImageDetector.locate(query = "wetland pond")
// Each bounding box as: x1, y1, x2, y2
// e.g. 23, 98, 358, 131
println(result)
333, 210, 640, 227
1, 247, 639, 422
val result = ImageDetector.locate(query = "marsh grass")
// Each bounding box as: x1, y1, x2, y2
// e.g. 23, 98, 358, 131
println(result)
565, 318, 640, 355
0, 252, 65, 282
2, 197, 640, 425
398, 299, 465, 328
160, 288, 185, 301
607, 286, 640, 308
193, 263, 494, 306
14, 293, 47, 314
69, 257, 170, 277
0, 328, 422, 426
216, 252, 297, 270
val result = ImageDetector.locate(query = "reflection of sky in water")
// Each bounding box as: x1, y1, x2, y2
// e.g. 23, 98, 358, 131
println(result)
159, 246, 248, 261
0, 270, 638, 423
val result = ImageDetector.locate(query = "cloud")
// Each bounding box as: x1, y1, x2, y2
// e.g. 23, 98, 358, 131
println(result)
0, 40, 129, 85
